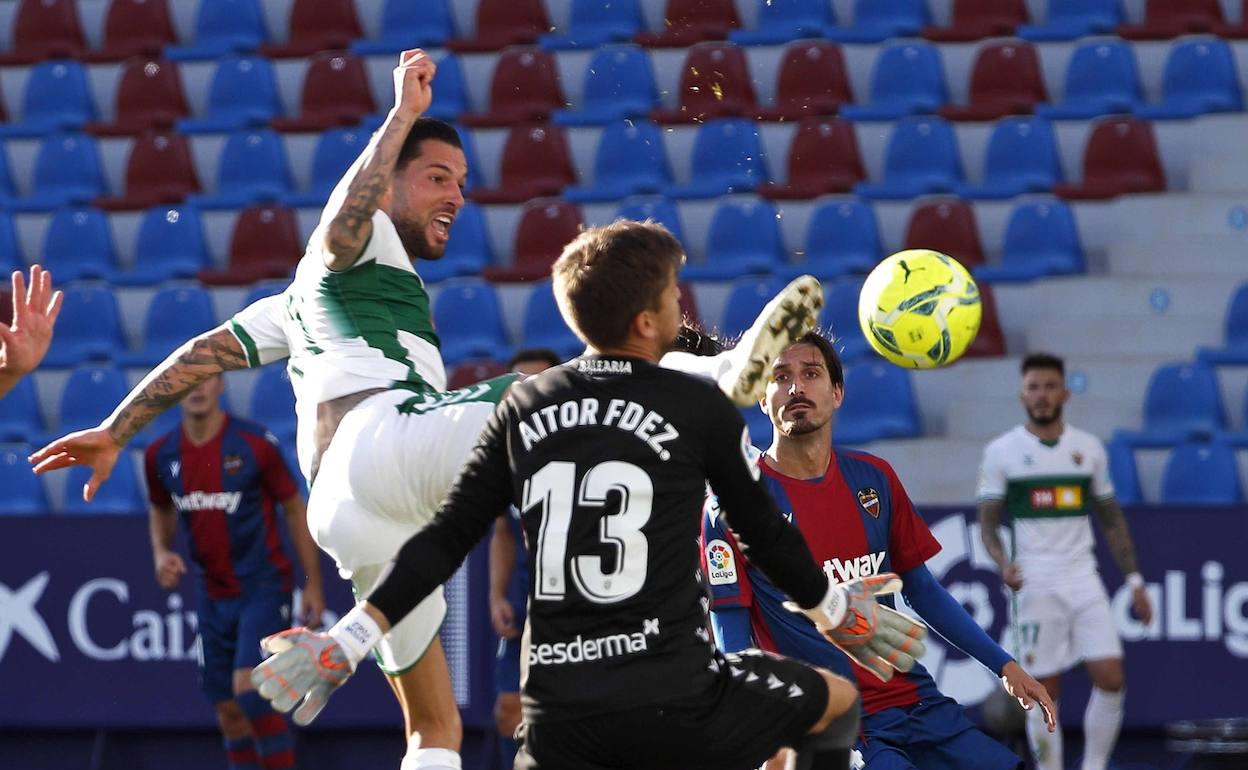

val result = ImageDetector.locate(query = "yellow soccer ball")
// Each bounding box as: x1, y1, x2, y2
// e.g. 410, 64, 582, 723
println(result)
858, 249, 982, 369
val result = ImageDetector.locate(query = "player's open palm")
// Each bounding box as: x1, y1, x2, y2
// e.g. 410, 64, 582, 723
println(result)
0, 265, 63, 379
252, 628, 353, 726
393, 49, 435, 118
28, 427, 122, 502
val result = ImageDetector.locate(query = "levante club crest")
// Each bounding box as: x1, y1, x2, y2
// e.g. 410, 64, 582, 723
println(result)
857, 488, 881, 518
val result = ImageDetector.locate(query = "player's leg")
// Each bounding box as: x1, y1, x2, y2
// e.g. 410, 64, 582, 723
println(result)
904, 697, 1023, 770
1014, 588, 1071, 770
234, 589, 296, 770
200, 596, 260, 770
791, 668, 861, 770
1072, 582, 1127, 770
494, 637, 524, 769
216, 699, 260, 770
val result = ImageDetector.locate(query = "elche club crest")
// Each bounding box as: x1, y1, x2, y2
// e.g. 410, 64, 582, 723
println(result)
857, 487, 881, 518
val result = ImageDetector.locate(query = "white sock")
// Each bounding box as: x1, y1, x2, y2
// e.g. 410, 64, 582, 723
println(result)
400, 747, 462, 770
1027, 699, 1064, 770
1081, 687, 1124, 770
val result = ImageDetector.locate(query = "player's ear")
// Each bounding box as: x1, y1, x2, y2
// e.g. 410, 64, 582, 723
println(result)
831, 382, 845, 409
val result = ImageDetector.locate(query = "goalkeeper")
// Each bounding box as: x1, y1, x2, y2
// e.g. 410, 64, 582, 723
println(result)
701, 332, 1056, 770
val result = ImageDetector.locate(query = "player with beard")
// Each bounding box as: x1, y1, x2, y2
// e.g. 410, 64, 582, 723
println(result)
978, 353, 1152, 770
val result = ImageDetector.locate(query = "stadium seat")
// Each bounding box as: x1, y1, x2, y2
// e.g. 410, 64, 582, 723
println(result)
85, 57, 189, 136
433, 280, 511, 364
664, 119, 767, 199
165, 0, 269, 60
1197, 283, 1248, 364
484, 199, 584, 282
684, 199, 785, 280
976, 199, 1084, 282
0, 377, 45, 444
757, 117, 863, 199
40, 207, 117, 282
956, 117, 1061, 199
540, 0, 645, 50
1118, 0, 1223, 40
1160, 441, 1243, 505
238, 281, 287, 312
0, 0, 86, 65
902, 199, 985, 269
634, 0, 740, 47
193, 129, 292, 209
351, 0, 455, 54
563, 120, 671, 203
1135, 39, 1243, 119
83, 0, 177, 62
730, 0, 835, 45
42, 285, 125, 367
459, 48, 566, 128
1106, 437, 1143, 506
720, 276, 785, 338
855, 117, 962, 200
417, 202, 493, 283
115, 205, 210, 285
553, 45, 657, 126
198, 204, 303, 286
939, 41, 1047, 121
95, 131, 200, 211
1019, 0, 1122, 41
57, 365, 128, 435
448, 359, 509, 390
962, 282, 1005, 358
754, 41, 852, 122
1036, 40, 1142, 120
522, 281, 583, 359
652, 42, 758, 124
742, 406, 773, 449
14, 133, 106, 212
778, 199, 881, 281
1053, 117, 1165, 200
258, 0, 362, 58
923, 0, 1028, 42
63, 454, 146, 514
819, 279, 870, 362
249, 364, 297, 444
270, 52, 376, 132
0, 143, 14, 204
1, 60, 95, 137
423, 54, 468, 122
283, 127, 365, 208
840, 42, 947, 121
827, 0, 929, 43
447, 0, 550, 53
0, 444, 48, 514
1214, 0, 1248, 37
176, 56, 282, 133
470, 124, 577, 205
615, 196, 686, 242
835, 364, 921, 444
1117, 362, 1226, 447
119, 286, 217, 367
0, 211, 23, 275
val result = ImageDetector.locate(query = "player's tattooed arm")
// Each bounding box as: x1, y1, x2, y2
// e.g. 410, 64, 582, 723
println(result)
1093, 496, 1139, 576
976, 499, 1010, 570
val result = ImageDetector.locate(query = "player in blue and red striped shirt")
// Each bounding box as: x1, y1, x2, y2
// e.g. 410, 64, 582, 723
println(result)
702, 332, 1056, 770
145, 374, 325, 770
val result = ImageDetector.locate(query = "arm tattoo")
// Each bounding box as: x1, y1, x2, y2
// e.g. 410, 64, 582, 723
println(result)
1093, 497, 1140, 576
977, 500, 1010, 569
324, 116, 413, 268
107, 327, 247, 446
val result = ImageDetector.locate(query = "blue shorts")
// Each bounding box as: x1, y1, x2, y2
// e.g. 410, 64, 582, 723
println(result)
495, 635, 523, 694
859, 697, 1022, 770
198, 586, 291, 703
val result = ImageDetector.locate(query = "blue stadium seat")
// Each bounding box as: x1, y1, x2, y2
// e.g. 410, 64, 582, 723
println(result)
1136, 38, 1243, 119
456, 122, 483, 191
0, 376, 45, 443
127, 403, 184, 451
975, 199, 1085, 282
1, 60, 94, 137
1037, 40, 1142, 120
742, 406, 774, 449
0, 211, 19, 272
1019, 0, 1122, 41
177, 55, 281, 133
685, 199, 785, 280
1106, 436, 1143, 506
115, 206, 210, 286
730, 0, 836, 45
1198, 282, 1248, 365
57, 364, 129, 434
855, 116, 962, 200
351, 0, 454, 54
0, 150, 15, 207
238, 281, 287, 311
432, 280, 510, 364
820, 278, 870, 362
827, 0, 929, 43
249, 364, 296, 444
615, 196, 686, 242
62, 453, 145, 514
40, 206, 116, 282
840, 42, 947, 120
957, 117, 1062, 200
284, 127, 366, 208
564, 120, 670, 202
192, 129, 292, 209
835, 363, 921, 445
0, 444, 47, 514
1160, 441, 1243, 505
779, 199, 881, 281
165, 0, 269, 61
417, 202, 492, 283
540, 0, 644, 50
14, 133, 106, 212
424, 55, 468, 122
521, 281, 582, 359
1116, 362, 1227, 447
553, 45, 657, 126
720, 276, 786, 338
119, 286, 218, 367
665, 119, 767, 199
42, 285, 125, 367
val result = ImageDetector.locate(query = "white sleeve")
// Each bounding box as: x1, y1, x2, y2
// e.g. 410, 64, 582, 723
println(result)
228, 294, 290, 368
1091, 438, 1115, 500
976, 440, 1008, 501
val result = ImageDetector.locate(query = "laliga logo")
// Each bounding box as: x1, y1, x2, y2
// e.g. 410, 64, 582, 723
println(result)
1111, 561, 1248, 658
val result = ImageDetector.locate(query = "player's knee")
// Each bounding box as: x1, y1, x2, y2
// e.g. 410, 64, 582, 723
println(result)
1093, 671, 1124, 693
494, 693, 522, 737
216, 700, 251, 740
232, 668, 255, 697
810, 669, 859, 733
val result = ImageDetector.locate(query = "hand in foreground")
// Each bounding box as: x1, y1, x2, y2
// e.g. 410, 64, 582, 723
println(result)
29, 427, 122, 502
1001, 660, 1057, 732
0, 265, 63, 382
393, 48, 436, 118
251, 628, 354, 726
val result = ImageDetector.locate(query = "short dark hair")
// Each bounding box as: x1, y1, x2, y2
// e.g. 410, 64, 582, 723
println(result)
1021, 352, 1065, 377
396, 118, 463, 167
508, 347, 562, 370
788, 330, 844, 388
552, 220, 685, 350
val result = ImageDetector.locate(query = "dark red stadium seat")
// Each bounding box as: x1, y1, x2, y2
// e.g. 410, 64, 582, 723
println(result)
923, 0, 1029, 42
0, 285, 11, 326
459, 48, 566, 128
757, 117, 863, 200
447, 0, 550, 53
94, 132, 200, 211
1053, 117, 1165, 200
469, 124, 577, 204
447, 359, 510, 389
939, 41, 1047, 121
482, 199, 584, 282
85, 57, 188, 136
0, 0, 86, 64
82, 0, 177, 62
651, 42, 756, 124
962, 281, 1005, 358
1213, 0, 1248, 37
634, 0, 740, 47
198, 204, 303, 286
270, 52, 376, 132
1119, 0, 1223, 40
755, 41, 852, 122
258, 0, 362, 57
902, 199, 985, 269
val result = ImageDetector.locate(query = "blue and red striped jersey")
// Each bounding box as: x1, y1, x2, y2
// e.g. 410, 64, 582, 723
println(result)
145, 415, 299, 600
702, 449, 942, 715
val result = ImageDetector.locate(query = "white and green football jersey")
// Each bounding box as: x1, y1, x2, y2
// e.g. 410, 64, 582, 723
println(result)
977, 425, 1114, 587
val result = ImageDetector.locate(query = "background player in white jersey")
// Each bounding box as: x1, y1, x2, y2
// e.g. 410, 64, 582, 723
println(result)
977, 353, 1153, 770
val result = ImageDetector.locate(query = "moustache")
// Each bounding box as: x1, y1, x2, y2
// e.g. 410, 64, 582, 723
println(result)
785, 399, 815, 412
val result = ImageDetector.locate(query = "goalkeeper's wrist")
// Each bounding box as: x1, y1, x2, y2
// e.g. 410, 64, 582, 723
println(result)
1125, 572, 1144, 590
327, 605, 383, 671
818, 581, 849, 628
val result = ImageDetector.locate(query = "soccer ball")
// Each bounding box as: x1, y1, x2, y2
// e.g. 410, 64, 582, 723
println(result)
858, 249, 982, 369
